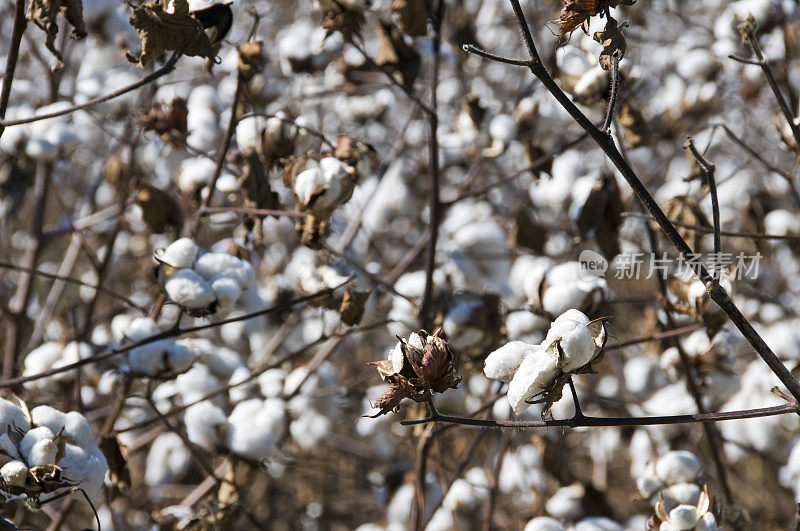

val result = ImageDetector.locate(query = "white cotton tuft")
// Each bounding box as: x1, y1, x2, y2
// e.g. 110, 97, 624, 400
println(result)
63, 412, 95, 448
655, 451, 703, 485
226, 398, 285, 460
258, 369, 287, 398
31, 405, 66, 435
484, 341, 534, 382
164, 268, 217, 311
160, 238, 198, 268
507, 344, 559, 414
145, 433, 191, 486
0, 398, 31, 433
28, 438, 58, 466
185, 402, 228, 452
210, 275, 242, 308
524, 516, 567, 531
20, 427, 55, 461
289, 409, 331, 451
0, 461, 29, 487
667, 505, 701, 529
193, 252, 255, 289
544, 310, 595, 372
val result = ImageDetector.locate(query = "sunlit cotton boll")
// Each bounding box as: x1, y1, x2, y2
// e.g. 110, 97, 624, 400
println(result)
164, 268, 217, 313
524, 517, 566, 531
193, 252, 255, 289
185, 401, 228, 452
159, 238, 198, 268
484, 341, 534, 382
654, 451, 703, 486
543, 309, 594, 372
145, 433, 191, 486
0, 461, 29, 488
540, 262, 607, 315
226, 398, 285, 460
545, 483, 585, 520
506, 344, 560, 414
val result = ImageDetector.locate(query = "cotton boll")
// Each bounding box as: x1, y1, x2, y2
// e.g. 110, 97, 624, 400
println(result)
290, 409, 331, 451
0, 398, 31, 433
0, 434, 21, 461
507, 344, 560, 414
31, 405, 66, 436
662, 482, 701, 507
145, 433, 191, 486
22, 343, 63, 391
188, 340, 245, 379
28, 438, 58, 466
235, 116, 266, 152
541, 262, 607, 315
484, 341, 534, 382
193, 252, 254, 289
226, 398, 285, 460
545, 483, 585, 520
259, 369, 288, 398
498, 444, 546, 497
655, 451, 703, 485
228, 366, 256, 404
764, 209, 800, 235
178, 157, 216, 194
185, 402, 228, 452
128, 340, 170, 375
164, 268, 217, 312
524, 517, 567, 531
20, 427, 55, 461
574, 517, 622, 531
160, 238, 198, 268
210, 275, 243, 308
176, 364, 224, 404
544, 310, 595, 372
0, 461, 29, 487
488, 113, 517, 145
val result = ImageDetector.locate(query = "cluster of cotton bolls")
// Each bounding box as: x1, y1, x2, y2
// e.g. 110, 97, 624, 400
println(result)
636, 451, 717, 530
0, 398, 107, 502
137, 359, 342, 489
484, 309, 605, 414
22, 341, 96, 394
155, 237, 254, 315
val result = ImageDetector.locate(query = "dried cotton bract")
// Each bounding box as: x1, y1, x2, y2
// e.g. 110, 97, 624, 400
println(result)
484, 309, 607, 414
370, 330, 461, 416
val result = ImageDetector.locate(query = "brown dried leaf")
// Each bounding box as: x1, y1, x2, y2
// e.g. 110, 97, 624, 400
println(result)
134, 97, 189, 144
555, 0, 635, 36
509, 207, 546, 253
593, 18, 626, 70
237, 41, 264, 81
126, 0, 215, 66
392, 0, 432, 37
135, 181, 183, 234
98, 435, 130, 489
617, 102, 649, 147
27, 0, 87, 65
663, 195, 710, 250
339, 288, 370, 326
376, 22, 421, 89
369, 384, 406, 417
576, 173, 624, 259
238, 151, 279, 210
321, 2, 365, 41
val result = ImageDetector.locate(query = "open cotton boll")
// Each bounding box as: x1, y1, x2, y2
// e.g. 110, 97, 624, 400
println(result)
655, 451, 703, 485
30, 405, 66, 436
28, 439, 58, 466
545, 483, 584, 520
507, 344, 559, 414
164, 268, 216, 312
187, 339, 245, 379
145, 433, 191, 486
22, 342, 62, 387
210, 275, 242, 308
160, 238, 198, 268
226, 398, 285, 460
290, 409, 331, 451
178, 157, 216, 194
524, 517, 567, 531
574, 517, 622, 530
0, 434, 21, 461
544, 310, 595, 372
193, 252, 254, 289
125, 317, 160, 340
228, 366, 256, 404
235, 116, 266, 152
0, 461, 29, 488
176, 364, 224, 404
484, 341, 534, 382
185, 402, 228, 452
20, 427, 55, 461
258, 369, 287, 398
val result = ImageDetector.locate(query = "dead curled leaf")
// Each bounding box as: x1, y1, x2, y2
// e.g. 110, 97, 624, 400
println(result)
27, 0, 88, 65
556, 0, 636, 36
375, 22, 421, 89
135, 180, 183, 234
126, 0, 215, 66
593, 18, 627, 70
134, 97, 189, 143
392, 0, 432, 37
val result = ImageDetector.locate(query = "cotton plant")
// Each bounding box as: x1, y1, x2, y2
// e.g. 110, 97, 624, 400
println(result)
153, 237, 255, 316
484, 309, 607, 414
0, 398, 108, 507
636, 451, 718, 531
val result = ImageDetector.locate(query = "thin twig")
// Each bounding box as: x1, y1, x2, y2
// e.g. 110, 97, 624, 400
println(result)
685, 137, 721, 283
602, 53, 620, 133
0, 0, 27, 139
419, 1, 445, 330
199, 206, 306, 218
621, 211, 800, 241
736, 19, 800, 152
